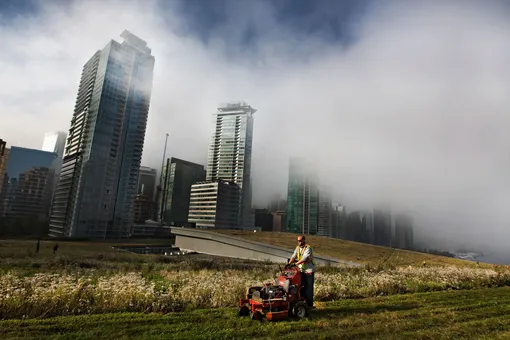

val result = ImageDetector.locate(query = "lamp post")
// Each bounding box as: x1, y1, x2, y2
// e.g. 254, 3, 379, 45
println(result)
158, 133, 169, 226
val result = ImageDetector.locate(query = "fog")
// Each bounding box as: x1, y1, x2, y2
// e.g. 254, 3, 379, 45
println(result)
1, 0, 510, 258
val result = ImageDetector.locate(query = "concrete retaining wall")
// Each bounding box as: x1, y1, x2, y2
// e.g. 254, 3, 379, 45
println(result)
171, 227, 358, 267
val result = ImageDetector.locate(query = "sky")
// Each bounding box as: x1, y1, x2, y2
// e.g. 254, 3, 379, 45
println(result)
1, 0, 510, 257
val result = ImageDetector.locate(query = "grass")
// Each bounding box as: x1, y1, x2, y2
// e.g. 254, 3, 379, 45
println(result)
0, 239, 271, 275
1, 239, 510, 320
2, 238, 510, 339
1, 287, 510, 339
213, 230, 491, 268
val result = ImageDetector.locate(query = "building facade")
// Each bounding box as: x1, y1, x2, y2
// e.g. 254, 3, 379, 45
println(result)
42, 131, 67, 205
331, 204, 347, 239
254, 208, 273, 231
394, 213, 413, 249
345, 211, 364, 242
317, 189, 332, 237
266, 194, 286, 213
49, 30, 155, 238
373, 207, 392, 247
286, 158, 318, 235
361, 211, 374, 244
42, 132, 67, 159
188, 181, 241, 228
0, 139, 7, 194
137, 166, 157, 201
272, 210, 287, 232
133, 166, 157, 223
133, 194, 155, 223
0, 147, 57, 220
160, 157, 205, 225
206, 102, 256, 227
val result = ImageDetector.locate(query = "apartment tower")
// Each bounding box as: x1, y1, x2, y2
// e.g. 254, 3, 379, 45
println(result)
205, 102, 256, 227
49, 31, 155, 238
286, 158, 319, 235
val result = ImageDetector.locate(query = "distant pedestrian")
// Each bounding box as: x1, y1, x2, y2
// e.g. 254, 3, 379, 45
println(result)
36, 239, 40, 254
53, 243, 59, 254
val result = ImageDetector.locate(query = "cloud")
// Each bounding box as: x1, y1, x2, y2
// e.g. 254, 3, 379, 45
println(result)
1, 0, 510, 256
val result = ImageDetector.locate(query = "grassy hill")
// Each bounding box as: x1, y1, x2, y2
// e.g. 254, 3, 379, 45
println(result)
213, 230, 489, 268
1, 239, 510, 339
1, 287, 509, 339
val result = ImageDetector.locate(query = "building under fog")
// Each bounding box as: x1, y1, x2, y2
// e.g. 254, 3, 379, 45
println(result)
49, 31, 155, 238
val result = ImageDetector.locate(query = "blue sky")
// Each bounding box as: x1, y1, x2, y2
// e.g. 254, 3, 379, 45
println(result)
171, 0, 370, 44
0, 0, 371, 46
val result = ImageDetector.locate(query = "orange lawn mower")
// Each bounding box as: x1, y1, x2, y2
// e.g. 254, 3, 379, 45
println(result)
238, 263, 310, 321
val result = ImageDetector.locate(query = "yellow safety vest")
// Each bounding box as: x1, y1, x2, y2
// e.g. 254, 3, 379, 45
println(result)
296, 245, 315, 272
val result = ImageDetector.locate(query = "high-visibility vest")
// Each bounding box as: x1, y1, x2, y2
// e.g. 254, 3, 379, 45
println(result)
296, 245, 315, 271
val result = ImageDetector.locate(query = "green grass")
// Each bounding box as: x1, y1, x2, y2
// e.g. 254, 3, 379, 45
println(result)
1, 239, 510, 339
1, 287, 510, 339
0, 239, 274, 275
213, 230, 491, 268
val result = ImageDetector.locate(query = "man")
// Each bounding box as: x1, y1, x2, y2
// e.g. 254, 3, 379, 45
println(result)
288, 235, 315, 308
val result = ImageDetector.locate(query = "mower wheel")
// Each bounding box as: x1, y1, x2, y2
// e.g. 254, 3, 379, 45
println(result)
293, 302, 309, 319
250, 310, 262, 321
238, 305, 250, 317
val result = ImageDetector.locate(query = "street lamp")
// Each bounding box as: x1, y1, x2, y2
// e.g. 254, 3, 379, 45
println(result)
158, 133, 169, 226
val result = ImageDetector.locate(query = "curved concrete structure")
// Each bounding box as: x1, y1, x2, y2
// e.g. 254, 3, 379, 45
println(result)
171, 227, 359, 267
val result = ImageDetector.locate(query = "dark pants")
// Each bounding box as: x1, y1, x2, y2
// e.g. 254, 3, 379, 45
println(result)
302, 272, 315, 307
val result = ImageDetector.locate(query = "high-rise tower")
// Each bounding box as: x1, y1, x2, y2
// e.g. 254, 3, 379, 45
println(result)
206, 102, 256, 227
49, 31, 155, 238
286, 158, 319, 235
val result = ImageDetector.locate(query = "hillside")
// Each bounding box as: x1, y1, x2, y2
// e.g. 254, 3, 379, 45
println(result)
213, 230, 488, 268
1, 287, 509, 339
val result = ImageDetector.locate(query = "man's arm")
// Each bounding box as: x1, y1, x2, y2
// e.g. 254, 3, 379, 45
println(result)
296, 247, 312, 265
288, 248, 298, 263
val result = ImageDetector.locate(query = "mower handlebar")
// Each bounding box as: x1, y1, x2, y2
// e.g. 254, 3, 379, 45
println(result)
284, 263, 298, 269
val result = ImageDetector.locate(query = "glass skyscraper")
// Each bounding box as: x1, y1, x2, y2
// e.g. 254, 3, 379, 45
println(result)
0, 147, 57, 220
161, 157, 205, 225
49, 31, 155, 238
42, 132, 67, 159
286, 158, 319, 235
206, 102, 256, 227
0, 139, 7, 194
42, 131, 67, 202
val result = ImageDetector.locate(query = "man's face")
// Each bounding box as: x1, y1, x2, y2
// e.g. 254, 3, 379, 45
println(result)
297, 237, 305, 246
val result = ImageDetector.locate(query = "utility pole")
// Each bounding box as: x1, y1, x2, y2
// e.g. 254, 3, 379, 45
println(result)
158, 133, 169, 226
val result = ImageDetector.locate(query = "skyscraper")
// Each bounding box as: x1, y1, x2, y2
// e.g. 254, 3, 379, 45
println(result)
188, 180, 241, 228
0, 139, 7, 194
331, 204, 347, 239
286, 158, 319, 235
206, 102, 256, 226
373, 207, 392, 247
317, 188, 332, 237
133, 166, 157, 223
49, 31, 155, 238
160, 157, 205, 225
137, 166, 157, 201
42, 131, 67, 204
0, 147, 57, 220
42, 132, 67, 159
394, 213, 413, 249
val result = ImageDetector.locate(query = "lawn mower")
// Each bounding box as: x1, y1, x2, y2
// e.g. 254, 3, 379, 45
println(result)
238, 263, 309, 321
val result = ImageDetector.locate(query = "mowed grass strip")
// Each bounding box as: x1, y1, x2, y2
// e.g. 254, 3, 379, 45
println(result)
1, 287, 509, 340
214, 230, 491, 268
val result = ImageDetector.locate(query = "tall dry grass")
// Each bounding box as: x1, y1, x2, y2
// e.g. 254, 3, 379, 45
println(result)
1, 264, 509, 319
